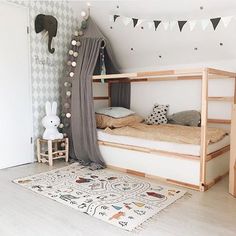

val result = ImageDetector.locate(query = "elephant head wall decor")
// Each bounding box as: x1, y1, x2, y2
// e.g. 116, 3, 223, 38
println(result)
35, 14, 58, 54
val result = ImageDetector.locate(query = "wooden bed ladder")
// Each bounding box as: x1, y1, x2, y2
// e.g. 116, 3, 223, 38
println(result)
200, 68, 208, 191
200, 68, 235, 192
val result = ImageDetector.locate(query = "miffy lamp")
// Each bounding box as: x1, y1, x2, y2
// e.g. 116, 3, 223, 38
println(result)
42, 101, 63, 140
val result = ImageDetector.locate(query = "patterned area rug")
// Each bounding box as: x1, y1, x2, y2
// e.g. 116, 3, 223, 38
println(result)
14, 163, 186, 231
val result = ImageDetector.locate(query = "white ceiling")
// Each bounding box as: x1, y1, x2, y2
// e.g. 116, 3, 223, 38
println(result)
69, 0, 236, 71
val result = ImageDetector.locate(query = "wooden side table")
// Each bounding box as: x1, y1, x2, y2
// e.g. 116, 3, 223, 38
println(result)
37, 138, 69, 166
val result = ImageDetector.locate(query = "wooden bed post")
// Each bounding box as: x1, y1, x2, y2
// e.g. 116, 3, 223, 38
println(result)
229, 77, 236, 197
108, 82, 111, 106
200, 68, 209, 191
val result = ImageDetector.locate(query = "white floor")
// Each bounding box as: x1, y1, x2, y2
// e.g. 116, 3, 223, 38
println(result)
0, 161, 236, 236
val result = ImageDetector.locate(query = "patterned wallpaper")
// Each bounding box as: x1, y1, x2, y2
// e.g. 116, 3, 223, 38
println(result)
9, 1, 78, 153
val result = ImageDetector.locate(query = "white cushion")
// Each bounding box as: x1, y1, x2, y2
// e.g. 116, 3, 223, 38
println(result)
95, 107, 135, 118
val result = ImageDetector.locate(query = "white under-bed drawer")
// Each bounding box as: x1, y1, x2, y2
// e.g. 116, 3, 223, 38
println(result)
99, 145, 201, 186
99, 144, 230, 190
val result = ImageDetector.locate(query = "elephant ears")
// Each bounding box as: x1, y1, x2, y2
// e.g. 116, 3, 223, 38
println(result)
35, 14, 46, 33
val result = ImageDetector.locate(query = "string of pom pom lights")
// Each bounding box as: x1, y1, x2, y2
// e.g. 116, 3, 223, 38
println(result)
61, 2, 91, 136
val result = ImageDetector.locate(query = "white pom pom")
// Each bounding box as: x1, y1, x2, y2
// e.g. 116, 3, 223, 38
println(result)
74, 31, 79, 36
76, 41, 81, 47
81, 11, 87, 18
69, 50, 74, 55
59, 123, 64, 128
64, 82, 71, 87
67, 61, 72, 66
73, 52, 78, 57
64, 103, 70, 109
66, 91, 72, 97
69, 72, 74, 77
71, 61, 76, 67
71, 40, 77, 45
66, 113, 71, 118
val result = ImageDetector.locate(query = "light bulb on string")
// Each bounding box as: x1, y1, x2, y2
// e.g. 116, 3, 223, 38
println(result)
81, 11, 87, 18
71, 40, 77, 46
73, 52, 78, 57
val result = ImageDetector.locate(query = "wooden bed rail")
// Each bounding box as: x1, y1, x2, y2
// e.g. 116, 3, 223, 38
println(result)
207, 68, 236, 78
98, 140, 230, 162
92, 67, 236, 82
229, 104, 236, 197
208, 119, 231, 124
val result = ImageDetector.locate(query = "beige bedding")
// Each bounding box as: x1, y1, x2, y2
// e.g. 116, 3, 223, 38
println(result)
96, 114, 143, 129
104, 123, 228, 145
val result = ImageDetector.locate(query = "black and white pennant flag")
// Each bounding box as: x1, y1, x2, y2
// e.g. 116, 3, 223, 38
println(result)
113, 14, 120, 22
162, 21, 169, 30
112, 14, 230, 32
178, 21, 187, 32
201, 19, 210, 30
189, 20, 197, 31
210, 17, 221, 30
222, 16, 233, 27
153, 20, 161, 30
122, 16, 132, 26
132, 18, 139, 27
147, 21, 154, 29
170, 21, 177, 30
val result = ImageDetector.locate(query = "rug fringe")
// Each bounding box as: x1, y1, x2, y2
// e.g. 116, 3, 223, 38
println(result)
132, 192, 191, 234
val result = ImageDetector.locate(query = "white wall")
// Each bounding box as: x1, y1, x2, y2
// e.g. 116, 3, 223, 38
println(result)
130, 59, 235, 119
70, 0, 236, 119
9, 0, 78, 157
69, 0, 236, 70
94, 59, 235, 121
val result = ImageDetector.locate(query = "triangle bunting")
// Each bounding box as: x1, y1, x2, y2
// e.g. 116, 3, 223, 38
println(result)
113, 15, 120, 22
210, 17, 221, 30
132, 18, 139, 27
178, 20, 187, 32
153, 20, 161, 30
112, 14, 234, 32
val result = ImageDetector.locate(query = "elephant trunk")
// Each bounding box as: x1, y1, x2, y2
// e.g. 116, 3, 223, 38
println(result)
48, 35, 55, 54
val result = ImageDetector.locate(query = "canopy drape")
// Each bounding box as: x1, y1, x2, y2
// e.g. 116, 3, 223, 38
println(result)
62, 18, 130, 169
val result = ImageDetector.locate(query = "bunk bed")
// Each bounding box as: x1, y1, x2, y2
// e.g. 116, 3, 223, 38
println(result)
92, 68, 236, 192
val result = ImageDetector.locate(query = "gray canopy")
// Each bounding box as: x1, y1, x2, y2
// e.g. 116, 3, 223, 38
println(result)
61, 18, 130, 169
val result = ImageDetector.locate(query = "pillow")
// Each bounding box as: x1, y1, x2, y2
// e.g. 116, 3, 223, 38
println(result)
167, 110, 201, 127
96, 114, 143, 129
145, 104, 169, 125
95, 107, 135, 118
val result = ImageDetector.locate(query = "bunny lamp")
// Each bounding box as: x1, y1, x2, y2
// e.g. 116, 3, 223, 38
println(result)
42, 101, 63, 140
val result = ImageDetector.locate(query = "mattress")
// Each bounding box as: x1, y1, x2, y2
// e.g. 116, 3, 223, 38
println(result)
97, 129, 230, 156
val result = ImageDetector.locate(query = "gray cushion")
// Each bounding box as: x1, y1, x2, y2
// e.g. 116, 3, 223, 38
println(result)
167, 110, 201, 127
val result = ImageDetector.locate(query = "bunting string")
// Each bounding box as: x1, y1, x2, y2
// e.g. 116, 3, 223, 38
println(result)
110, 14, 235, 31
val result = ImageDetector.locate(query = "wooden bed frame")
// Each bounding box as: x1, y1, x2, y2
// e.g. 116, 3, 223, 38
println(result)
92, 68, 236, 193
